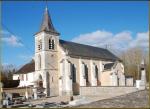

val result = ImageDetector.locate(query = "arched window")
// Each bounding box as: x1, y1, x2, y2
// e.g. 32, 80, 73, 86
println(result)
38, 74, 43, 87
71, 64, 76, 83
49, 39, 55, 50
39, 74, 42, 80
38, 55, 41, 70
52, 40, 54, 49
49, 39, 51, 49
38, 40, 42, 50
82, 62, 88, 84
95, 65, 98, 81
85, 65, 89, 84
93, 64, 98, 80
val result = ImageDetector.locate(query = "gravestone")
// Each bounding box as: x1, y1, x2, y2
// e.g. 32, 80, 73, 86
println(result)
126, 77, 134, 86
119, 74, 125, 86
32, 87, 38, 100
32, 82, 38, 100
139, 60, 146, 90
136, 80, 141, 89
110, 73, 118, 86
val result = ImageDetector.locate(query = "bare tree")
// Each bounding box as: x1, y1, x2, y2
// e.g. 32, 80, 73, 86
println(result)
1, 64, 17, 80
119, 47, 148, 81
144, 53, 149, 82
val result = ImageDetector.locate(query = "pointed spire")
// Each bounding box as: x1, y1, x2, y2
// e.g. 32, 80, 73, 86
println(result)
40, 7, 59, 35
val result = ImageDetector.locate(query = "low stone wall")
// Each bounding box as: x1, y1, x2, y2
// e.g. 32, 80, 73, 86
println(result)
3, 87, 33, 97
80, 86, 138, 99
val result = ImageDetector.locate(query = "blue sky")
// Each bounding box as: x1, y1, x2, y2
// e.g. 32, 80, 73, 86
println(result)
2, 1, 149, 68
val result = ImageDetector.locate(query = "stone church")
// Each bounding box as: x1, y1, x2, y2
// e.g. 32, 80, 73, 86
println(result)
13, 7, 125, 97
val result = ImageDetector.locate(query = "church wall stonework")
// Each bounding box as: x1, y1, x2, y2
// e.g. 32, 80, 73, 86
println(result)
78, 58, 101, 86
80, 58, 92, 86
58, 46, 73, 96
67, 57, 119, 93
68, 57, 80, 95
100, 70, 112, 86
91, 60, 100, 86
34, 30, 60, 97
114, 62, 124, 75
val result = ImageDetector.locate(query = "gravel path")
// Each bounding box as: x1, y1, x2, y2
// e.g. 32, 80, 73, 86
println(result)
76, 90, 149, 108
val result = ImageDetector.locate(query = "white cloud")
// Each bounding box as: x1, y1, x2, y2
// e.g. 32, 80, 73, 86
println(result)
2, 35, 23, 47
129, 32, 149, 49
1, 29, 23, 47
72, 30, 149, 53
72, 30, 113, 45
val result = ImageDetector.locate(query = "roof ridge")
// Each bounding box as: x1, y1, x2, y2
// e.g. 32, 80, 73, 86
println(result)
59, 39, 107, 51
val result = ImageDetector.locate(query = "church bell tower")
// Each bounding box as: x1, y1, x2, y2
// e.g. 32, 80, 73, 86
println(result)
34, 7, 60, 96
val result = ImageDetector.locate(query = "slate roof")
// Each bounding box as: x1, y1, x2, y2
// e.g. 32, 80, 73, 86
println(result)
15, 60, 35, 74
38, 7, 59, 35
104, 63, 115, 70
15, 40, 120, 74
59, 39, 121, 61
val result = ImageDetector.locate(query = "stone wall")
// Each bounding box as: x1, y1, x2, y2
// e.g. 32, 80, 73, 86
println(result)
3, 87, 33, 97
80, 86, 138, 98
